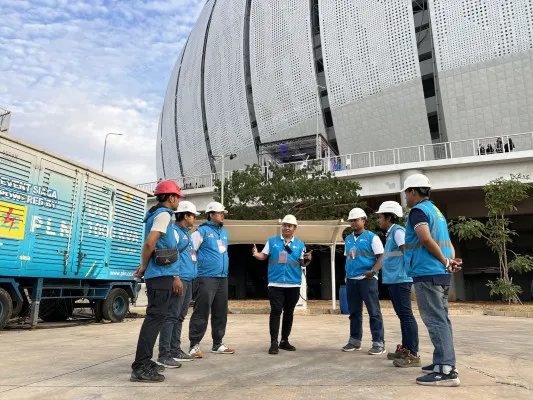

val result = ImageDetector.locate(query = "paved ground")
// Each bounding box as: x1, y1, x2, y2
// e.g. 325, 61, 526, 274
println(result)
1, 314, 532, 399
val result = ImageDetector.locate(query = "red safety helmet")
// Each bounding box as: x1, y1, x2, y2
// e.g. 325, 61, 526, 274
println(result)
154, 180, 184, 198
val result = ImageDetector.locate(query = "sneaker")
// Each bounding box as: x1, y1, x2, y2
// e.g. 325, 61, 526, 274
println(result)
416, 368, 460, 387
149, 360, 165, 373
279, 340, 296, 351
368, 345, 386, 355
156, 357, 182, 369
387, 344, 403, 360
393, 350, 421, 368
212, 343, 235, 354
342, 342, 361, 352
173, 349, 194, 362
189, 344, 203, 359
422, 364, 459, 374
269, 341, 279, 355
130, 365, 165, 383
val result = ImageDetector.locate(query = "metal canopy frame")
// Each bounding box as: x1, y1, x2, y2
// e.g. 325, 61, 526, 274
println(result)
192, 219, 348, 309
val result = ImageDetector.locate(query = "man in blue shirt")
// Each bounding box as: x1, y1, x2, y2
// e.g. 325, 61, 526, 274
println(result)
252, 215, 312, 355
402, 174, 462, 387
188, 201, 235, 357
131, 180, 184, 383
376, 201, 419, 368
342, 207, 386, 355
157, 201, 200, 368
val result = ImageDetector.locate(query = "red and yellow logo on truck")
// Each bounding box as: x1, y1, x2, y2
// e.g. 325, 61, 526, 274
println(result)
0, 201, 27, 240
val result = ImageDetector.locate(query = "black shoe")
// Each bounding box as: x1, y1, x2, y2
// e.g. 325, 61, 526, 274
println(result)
149, 360, 165, 373
279, 340, 296, 351
269, 341, 279, 355
130, 366, 165, 383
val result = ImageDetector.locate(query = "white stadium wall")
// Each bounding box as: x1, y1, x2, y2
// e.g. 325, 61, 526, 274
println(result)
429, 0, 533, 142
157, 0, 533, 180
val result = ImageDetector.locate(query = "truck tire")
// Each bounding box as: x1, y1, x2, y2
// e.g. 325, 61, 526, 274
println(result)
102, 288, 129, 323
93, 300, 104, 322
11, 299, 23, 318
0, 288, 13, 330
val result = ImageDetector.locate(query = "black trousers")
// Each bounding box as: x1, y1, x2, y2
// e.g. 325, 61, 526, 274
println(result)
268, 286, 300, 343
132, 276, 173, 371
189, 277, 229, 347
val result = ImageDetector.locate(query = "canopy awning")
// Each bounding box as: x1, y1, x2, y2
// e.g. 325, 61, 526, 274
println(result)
190, 219, 349, 310
192, 219, 349, 245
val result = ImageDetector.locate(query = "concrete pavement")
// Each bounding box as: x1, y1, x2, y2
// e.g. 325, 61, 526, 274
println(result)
0, 314, 532, 399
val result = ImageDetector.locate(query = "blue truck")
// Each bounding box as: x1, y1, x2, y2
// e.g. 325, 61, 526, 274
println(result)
0, 134, 149, 329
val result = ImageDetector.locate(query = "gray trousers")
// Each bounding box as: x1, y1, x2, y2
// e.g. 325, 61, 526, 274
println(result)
189, 277, 228, 347
158, 279, 194, 359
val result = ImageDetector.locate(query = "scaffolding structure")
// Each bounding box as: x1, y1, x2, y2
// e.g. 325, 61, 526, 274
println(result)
0, 108, 10, 134
258, 133, 337, 166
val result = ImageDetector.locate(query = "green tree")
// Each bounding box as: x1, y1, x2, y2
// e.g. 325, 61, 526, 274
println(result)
214, 163, 367, 222
449, 174, 533, 303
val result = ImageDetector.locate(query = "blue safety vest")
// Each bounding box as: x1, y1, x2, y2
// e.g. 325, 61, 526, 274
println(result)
404, 200, 453, 277
175, 225, 197, 281
382, 224, 412, 284
196, 222, 230, 278
143, 206, 180, 280
267, 236, 305, 285
344, 230, 378, 278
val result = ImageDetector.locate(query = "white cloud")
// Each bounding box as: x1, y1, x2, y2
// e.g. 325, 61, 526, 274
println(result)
1, 0, 205, 185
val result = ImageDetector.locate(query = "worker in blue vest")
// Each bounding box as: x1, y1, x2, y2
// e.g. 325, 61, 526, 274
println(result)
342, 207, 386, 355
376, 201, 420, 368
188, 201, 235, 357
252, 215, 312, 355
402, 174, 462, 387
157, 201, 200, 368
131, 180, 184, 383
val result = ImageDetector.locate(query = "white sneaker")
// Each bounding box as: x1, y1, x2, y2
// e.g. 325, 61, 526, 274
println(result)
189, 344, 203, 358
212, 343, 235, 354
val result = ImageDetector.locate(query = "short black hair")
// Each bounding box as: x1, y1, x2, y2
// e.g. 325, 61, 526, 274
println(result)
382, 213, 400, 224
176, 212, 194, 222
206, 211, 213, 221
409, 187, 431, 197
156, 193, 174, 203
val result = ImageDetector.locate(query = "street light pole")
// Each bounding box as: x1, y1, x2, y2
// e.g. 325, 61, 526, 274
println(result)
317, 84, 326, 159
101, 133, 123, 172
213, 153, 237, 206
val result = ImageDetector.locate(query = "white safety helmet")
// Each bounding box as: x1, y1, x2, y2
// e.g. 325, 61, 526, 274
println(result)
281, 214, 298, 226
401, 174, 431, 192
176, 201, 200, 216
348, 207, 367, 220
205, 201, 227, 214
376, 201, 403, 218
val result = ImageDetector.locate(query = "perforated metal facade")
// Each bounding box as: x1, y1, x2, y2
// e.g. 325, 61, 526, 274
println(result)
156, 112, 164, 180
249, 0, 320, 143
174, 0, 215, 177
160, 49, 184, 180
429, 0, 533, 72
156, 0, 533, 180
204, 0, 255, 163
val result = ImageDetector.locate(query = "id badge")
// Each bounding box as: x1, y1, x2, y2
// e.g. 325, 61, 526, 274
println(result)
349, 248, 357, 260
190, 250, 197, 263
217, 240, 227, 253
279, 251, 288, 264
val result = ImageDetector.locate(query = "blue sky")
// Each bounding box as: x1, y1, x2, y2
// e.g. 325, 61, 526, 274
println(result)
1, 0, 205, 184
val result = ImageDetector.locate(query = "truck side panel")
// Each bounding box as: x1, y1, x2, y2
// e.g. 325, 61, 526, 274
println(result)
27, 158, 82, 276
0, 141, 40, 273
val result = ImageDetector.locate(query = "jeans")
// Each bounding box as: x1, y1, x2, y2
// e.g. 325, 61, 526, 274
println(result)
346, 278, 384, 346
268, 286, 300, 343
189, 277, 228, 347
158, 279, 194, 359
132, 276, 173, 371
387, 282, 419, 354
414, 281, 456, 367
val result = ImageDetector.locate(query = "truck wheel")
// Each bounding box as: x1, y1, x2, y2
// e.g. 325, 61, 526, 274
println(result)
11, 299, 23, 318
93, 300, 104, 322
0, 288, 13, 330
102, 288, 129, 322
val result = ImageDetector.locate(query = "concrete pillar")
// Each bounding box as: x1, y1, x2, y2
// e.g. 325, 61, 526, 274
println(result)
399, 169, 424, 207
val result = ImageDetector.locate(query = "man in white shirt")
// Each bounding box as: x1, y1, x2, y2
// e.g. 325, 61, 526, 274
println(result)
252, 215, 311, 355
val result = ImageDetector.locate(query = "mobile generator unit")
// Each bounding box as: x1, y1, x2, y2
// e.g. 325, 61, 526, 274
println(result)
0, 134, 150, 329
